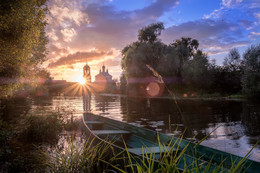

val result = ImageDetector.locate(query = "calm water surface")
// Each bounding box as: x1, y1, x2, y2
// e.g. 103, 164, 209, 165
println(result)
6, 94, 260, 162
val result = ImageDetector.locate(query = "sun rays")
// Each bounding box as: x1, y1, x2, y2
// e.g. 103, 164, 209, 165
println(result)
75, 76, 86, 85
63, 80, 96, 97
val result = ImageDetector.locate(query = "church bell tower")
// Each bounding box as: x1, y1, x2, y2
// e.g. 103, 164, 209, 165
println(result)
83, 63, 91, 82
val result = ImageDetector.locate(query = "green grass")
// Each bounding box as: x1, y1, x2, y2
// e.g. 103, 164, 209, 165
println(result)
39, 134, 255, 173
40, 136, 119, 173
22, 106, 82, 143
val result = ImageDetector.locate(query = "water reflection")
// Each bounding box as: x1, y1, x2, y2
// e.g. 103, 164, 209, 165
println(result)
2, 94, 259, 161
89, 95, 260, 161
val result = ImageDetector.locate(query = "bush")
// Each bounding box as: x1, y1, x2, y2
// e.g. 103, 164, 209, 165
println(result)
24, 113, 63, 143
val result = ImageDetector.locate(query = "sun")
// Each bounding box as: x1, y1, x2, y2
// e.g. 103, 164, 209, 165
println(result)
75, 76, 86, 85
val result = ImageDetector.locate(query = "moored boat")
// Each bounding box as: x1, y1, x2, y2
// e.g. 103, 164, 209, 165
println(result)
82, 112, 260, 172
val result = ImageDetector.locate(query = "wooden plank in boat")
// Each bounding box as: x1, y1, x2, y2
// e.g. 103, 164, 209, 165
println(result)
92, 130, 131, 135
128, 146, 176, 155
85, 121, 104, 124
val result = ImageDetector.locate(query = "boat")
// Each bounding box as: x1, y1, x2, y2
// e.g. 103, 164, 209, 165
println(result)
82, 112, 260, 172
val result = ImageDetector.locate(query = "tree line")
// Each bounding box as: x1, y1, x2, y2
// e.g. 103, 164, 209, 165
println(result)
120, 23, 260, 99
0, 0, 49, 97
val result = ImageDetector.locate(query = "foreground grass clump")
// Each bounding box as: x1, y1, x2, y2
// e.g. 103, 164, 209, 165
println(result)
41, 135, 252, 173
41, 137, 117, 173
24, 112, 63, 143
0, 104, 84, 172
23, 107, 82, 143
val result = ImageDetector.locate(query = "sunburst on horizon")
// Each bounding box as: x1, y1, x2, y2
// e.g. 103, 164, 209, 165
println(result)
75, 76, 86, 85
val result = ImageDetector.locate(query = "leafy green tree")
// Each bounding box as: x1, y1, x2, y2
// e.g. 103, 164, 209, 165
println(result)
0, 0, 48, 97
182, 51, 212, 92
171, 37, 199, 84
138, 22, 164, 43
119, 73, 127, 94
122, 23, 166, 79
121, 23, 166, 95
122, 24, 210, 96
242, 44, 260, 98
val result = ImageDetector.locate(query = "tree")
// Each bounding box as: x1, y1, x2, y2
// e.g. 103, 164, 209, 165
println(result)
182, 51, 212, 92
121, 23, 166, 96
223, 48, 242, 72
122, 23, 210, 96
172, 37, 199, 57
220, 48, 243, 93
242, 44, 260, 98
171, 37, 199, 84
119, 73, 127, 94
138, 22, 164, 43
0, 0, 48, 97
122, 23, 166, 79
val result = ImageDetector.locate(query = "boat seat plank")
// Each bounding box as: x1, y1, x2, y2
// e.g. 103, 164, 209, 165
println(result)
92, 130, 131, 135
85, 121, 104, 124
128, 146, 175, 155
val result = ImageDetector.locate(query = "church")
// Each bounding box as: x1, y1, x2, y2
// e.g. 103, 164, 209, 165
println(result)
95, 64, 113, 83
83, 63, 117, 93
93, 64, 117, 93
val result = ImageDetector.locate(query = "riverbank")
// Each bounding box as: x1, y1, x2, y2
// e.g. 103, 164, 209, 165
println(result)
101, 92, 246, 101
0, 95, 259, 172
0, 98, 83, 172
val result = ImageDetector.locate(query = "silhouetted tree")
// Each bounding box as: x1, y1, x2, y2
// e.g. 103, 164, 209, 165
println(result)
242, 44, 260, 98
119, 73, 127, 94
122, 23, 166, 79
224, 48, 242, 72
138, 22, 164, 43
182, 51, 212, 92
171, 37, 199, 84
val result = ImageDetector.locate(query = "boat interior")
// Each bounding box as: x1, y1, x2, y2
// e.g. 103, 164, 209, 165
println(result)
84, 113, 178, 158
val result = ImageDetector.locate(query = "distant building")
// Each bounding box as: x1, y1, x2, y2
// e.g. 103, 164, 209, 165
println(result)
93, 64, 117, 93
83, 63, 91, 82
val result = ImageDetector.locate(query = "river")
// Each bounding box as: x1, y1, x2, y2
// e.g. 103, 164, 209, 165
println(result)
3, 94, 260, 162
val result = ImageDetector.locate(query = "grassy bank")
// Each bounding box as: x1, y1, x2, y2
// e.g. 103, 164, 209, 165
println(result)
0, 104, 83, 172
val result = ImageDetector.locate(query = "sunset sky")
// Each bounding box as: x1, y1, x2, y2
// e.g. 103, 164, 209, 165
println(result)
45, 0, 260, 82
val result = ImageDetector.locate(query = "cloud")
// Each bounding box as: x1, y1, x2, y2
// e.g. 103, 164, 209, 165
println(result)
222, 0, 243, 7
203, 0, 245, 20
96, 58, 121, 68
48, 50, 113, 68
161, 19, 249, 55
47, 0, 88, 27
45, 0, 259, 81
255, 13, 260, 21
238, 20, 254, 30
203, 7, 225, 19
249, 32, 260, 40
46, 0, 180, 50
60, 28, 77, 42
46, 0, 181, 81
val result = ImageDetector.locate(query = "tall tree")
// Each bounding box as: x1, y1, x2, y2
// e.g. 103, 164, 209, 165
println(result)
221, 48, 243, 93
138, 22, 164, 43
242, 44, 260, 98
0, 0, 48, 96
121, 23, 166, 96
122, 23, 166, 79
223, 48, 242, 72
171, 37, 199, 84
182, 51, 211, 91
